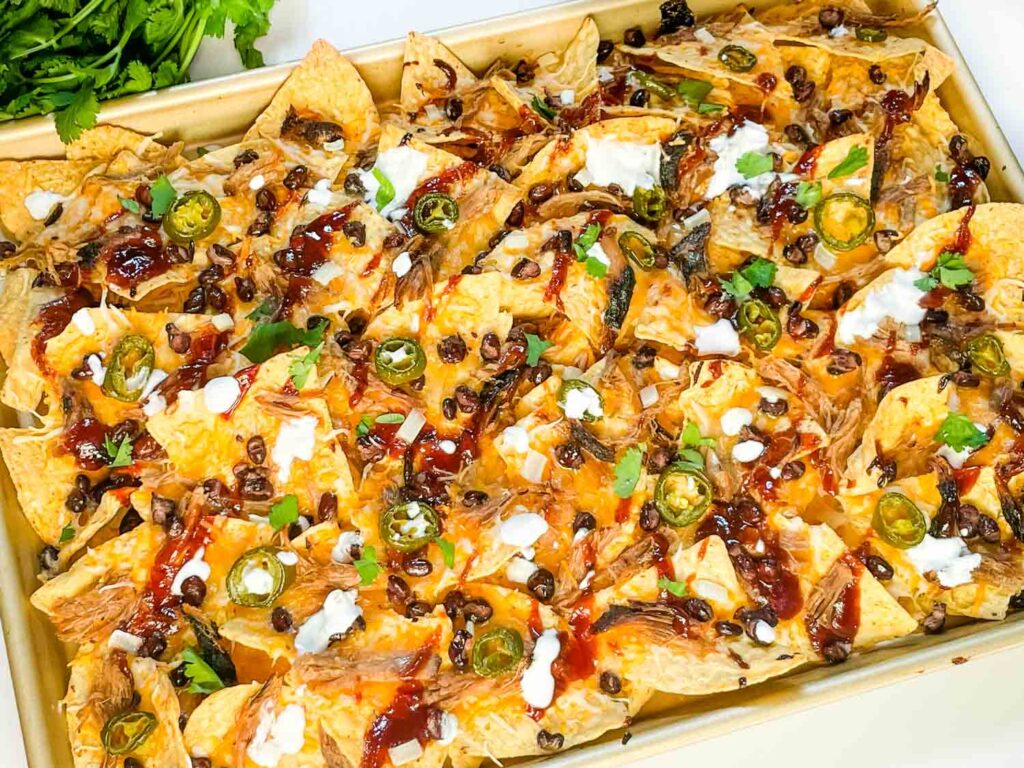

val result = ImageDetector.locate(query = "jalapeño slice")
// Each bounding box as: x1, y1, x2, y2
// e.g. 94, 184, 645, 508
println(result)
618, 231, 657, 271
472, 626, 524, 677
413, 192, 460, 234
556, 378, 604, 423
718, 44, 758, 72
813, 193, 875, 252
855, 26, 888, 42
227, 546, 294, 607
101, 711, 157, 755
631, 71, 675, 101
738, 299, 782, 351
380, 501, 441, 552
102, 335, 156, 402
654, 462, 713, 526
965, 334, 1010, 377
164, 190, 221, 243
632, 184, 667, 223
374, 337, 427, 386
873, 492, 927, 549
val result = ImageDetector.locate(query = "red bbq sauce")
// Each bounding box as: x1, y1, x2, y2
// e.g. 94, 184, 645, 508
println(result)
805, 553, 862, 657
361, 682, 433, 768
103, 227, 170, 291
280, 203, 357, 276
61, 417, 110, 471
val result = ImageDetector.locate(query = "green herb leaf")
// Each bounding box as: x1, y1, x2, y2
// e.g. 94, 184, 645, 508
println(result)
720, 270, 753, 299
356, 415, 374, 437
149, 175, 177, 217
677, 447, 705, 469
721, 257, 776, 299
795, 181, 822, 210
677, 77, 713, 105
914, 275, 939, 292
288, 342, 323, 389
531, 95, 557, 120
935, 412, 989, 452
933, 251, 975, 289
657, 576, 688, 597
735, 151, 773, 179
934, 165, 950, 183
435, 537, 456, 569
59, 523, 75, 544
181, 647, 225, 695
354, 545, 381, 585
372, 168, 395, 210
240, 320, 326, 364
585, 256, 608, 279
53, 82, 98, 144
104, 434, 134, 468
118, 196, 141, 215
269, 495, 299, 531
697, 102, 726, 115
246, 296, 280, 323
525, 333, 553, 367
572, 223, 602, 261
827, 145, 869, 179
121, 60, 153, 94
680, 421, 716, 449
613, 445, 646, 499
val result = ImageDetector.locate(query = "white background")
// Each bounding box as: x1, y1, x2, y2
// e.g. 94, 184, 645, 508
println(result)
4, 1, 1024, 766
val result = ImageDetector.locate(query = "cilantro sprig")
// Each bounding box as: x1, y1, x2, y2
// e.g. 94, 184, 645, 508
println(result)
435, 537, 456, 569
524, 333, 553, 367
935, 412, 989, 452
720, 257, 776, 300
795, 181, 822, 210
613, 445, 646, 499
356, 412, 405, 437
914, 251, 975, 292
268, 494, 299, 531
180, 647, 225, 695
657, 576, 688, 597
827, 145, 869, 179
678, 422, 715, 469
354, 545, 382, 585
289, 343, 323, 389
104, 434, 134, 468
240, 319, 327, 364
735, 151, 773, 179
572, 223, 608, 279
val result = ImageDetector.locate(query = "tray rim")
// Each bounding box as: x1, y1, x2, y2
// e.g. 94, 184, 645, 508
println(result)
0, 1, 1023, 767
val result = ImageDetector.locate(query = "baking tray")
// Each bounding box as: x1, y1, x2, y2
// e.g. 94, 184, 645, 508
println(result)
0, 1, 1022, 766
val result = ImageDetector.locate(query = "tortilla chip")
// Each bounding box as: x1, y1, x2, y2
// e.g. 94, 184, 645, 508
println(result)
0, 157, 97, 241
401, 33, 479, 115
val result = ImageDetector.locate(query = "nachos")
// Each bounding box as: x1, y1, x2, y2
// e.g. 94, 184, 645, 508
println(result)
0, 1, 1020, 767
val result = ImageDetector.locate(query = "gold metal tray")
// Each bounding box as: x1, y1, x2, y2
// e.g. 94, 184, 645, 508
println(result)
1, 1, 1022, 766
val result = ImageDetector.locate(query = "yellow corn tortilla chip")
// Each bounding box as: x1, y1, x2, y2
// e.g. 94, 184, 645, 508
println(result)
0, 157, 97, 241
401, 32, 479, 115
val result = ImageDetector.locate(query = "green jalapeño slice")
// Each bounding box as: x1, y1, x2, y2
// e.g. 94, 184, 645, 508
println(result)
472, 626, 524, 676
618, 231, 657, 270
413, 192, 459, 234
227, 546, 295, 607
101, 711, 157, 755
102, 335, 155, 402
380, 501, 441, 552
873, 492, 927, 549
718, 44, 758, 72
813, 193, 875, 251
965, 334, 1010, 377
556, 378, 604, 422
654, 462, 713, 526
738, 299, 782, 351
632, 184, 667, 223
374, 337, 427, 386
164, 190, 221, 243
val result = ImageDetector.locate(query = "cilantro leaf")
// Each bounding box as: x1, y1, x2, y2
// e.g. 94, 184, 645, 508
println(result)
657, 576, 688, 597
677, 447, 705, 469
935, 165, 950, 183
181, 647, 225, 695
697, 102, 726, 115
240, 320, 326, 363
935, 412, 989, 452
118, 196, 141, 215
585, 256, 608, 279
149, 175, 177, 217
677, 77, 713, 106
59, 523, 75, 544
735, 151, 773, 179
531, 95, 557, 120
121, 61, 153, 94
269, 495, 299, 531
104, 434, 134, 468
524, 333, 553, 367
613, 445, 646, 499
288, 342, 323, 389
354, 545, 382, 585
572, 223, 602, 261
827, 145, 869, 179
914, 275, 939, 292
372, 168, 395, 210
435, 537, 456, 569
721, 257, 776, 299
679, 421, 715, 464
720, 270, 753, 300
933, 251, 975, 289
53, 82, 98, 144
795, 181, 822, 210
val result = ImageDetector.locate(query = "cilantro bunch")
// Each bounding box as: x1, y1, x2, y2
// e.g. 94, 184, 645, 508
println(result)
0, 0, 278, 143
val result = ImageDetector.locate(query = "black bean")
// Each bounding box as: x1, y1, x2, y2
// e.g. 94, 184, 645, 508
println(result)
442, 398, 457, 420
248, 211, 274, 237
208, 243, 236, 268
271, 606, 293, 632
243, 436, 266, 465
234, 276, 256, 303
437, 335, 468, 364
573, 511, 597, 534
969, 156, 991, 180
138, 633, 167, 659
480, 332, 501, 362
463, 490, 489, 507
869, 64, 887, 84
65, 488, 87, 514
623, 26, 646, 47
828, 108, 853, 126
629, 88, 649, 107
513, 59, 534, 84
404, 557, 433, 578
528, 183, 554, 205
822, 639, 851, 664
784, 124, 812, 146
922, 602, 947, 634
170, 662, 189, 688
462, 598, 493, 623
405, 600, 432, 619
505, 201, 525, 228
780, 460, 806, 481
344, 172, 366, 196
977, 514, 1001, 544
283, 165, 309, 190
597, 40, 614, 62
454, 385, 480, 413
599, 670, 622, 695
489, 164, 512, 182
255, 187, 278, 212
715, 620, 743, 637
449, 628, 471, 669
183, 286, 206, 313
180, 575, 207, 607
234, 148, 259, 168
786, 302, 819, 340
827, 349, 862, 376
792, 80, 816, 103
785, 65, 807, 85
443, 590, 466, 620
759, 397, 788, 418
528, 362, 552, 385
704, 291, 737, 319
681, 597, 713, 622
445, 97, 463, 121
864, 554, 893, 581
537, 730, 565, 752
527, 568, 556, 602
639, 501, 660, 531
555, 442, 585, 469
511, 258, 541, 279
236, 466, 273, 501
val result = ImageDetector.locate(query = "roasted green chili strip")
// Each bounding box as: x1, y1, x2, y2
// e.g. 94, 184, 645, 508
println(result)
718, 44, 757, 72
618, 231, 657, 270
965, 334, 1010, 377
873, 493, 927, 549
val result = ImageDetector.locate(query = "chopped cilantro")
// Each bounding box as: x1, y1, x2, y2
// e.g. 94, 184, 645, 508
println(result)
59, 523, 75, 544
657, 576, 688, 597
935, 412, 989, 452
149, 175, 177, 217
288, 342, 323, 389
268, 494, 299, 531
935, 165, 951, 183
585, 255, 608, 278
354, 545, 382, 585
735, 151, 773, 179
573, 223, 602, 261
721, 257, 776, 300
613, 445, 646, 499
524, 333, 553, 367
677, 77, 714, 106
240, 319, 327, 364
678, 421, 714, 469
697, 102, 726, 115
827, 145, 869, 179
181, 647, 225, 695
914, 251, 975, 292
104, 434, 134, 468
795, 181, 822, 210
118, 196, 141, 215
435, 537, 456, 569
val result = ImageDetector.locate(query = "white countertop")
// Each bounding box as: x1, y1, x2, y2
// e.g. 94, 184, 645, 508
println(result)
3, 1, 1023, 765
